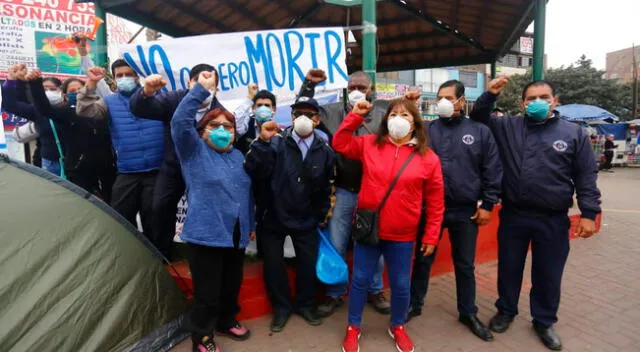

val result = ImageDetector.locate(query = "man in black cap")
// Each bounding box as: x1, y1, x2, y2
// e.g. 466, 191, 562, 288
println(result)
244, 96, 335, 333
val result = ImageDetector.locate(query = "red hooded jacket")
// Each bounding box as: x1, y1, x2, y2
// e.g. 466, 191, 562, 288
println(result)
332, 112, 445, 245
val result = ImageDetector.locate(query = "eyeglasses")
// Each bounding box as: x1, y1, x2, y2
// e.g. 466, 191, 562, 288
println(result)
207, 122, 234, 131
292, 110, 317, 118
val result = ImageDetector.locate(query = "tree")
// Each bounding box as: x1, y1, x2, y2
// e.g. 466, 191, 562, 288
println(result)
496, 55, 634, 120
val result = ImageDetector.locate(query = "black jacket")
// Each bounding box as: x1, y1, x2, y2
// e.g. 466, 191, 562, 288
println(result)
244, 128, 335, 231
29, 79, 113, 176
470, 92, 601, 220
428, 117, 502, 216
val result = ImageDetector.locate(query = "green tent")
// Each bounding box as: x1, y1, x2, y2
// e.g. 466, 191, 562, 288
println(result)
0, 155, 188, 351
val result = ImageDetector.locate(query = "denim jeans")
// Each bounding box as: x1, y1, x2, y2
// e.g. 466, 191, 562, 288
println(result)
348, 240, 414, 328
41, 158, 61, 177
326, 187, 384, 297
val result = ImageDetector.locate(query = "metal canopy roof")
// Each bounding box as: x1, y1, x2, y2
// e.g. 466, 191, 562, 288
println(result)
88, 0, 536, 72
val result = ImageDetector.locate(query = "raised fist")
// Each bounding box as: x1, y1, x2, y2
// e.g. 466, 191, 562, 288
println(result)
306, 69, 327, 84
87, 67, 106, 82
143, 74, 167, 96
9, 64, 27, 80
488, 76, 509, 95
352, 100, 373, 116
259, 120, 279, 141
248, 83, 259, 100
25, 68, 42, 81
198, 71, 216, 90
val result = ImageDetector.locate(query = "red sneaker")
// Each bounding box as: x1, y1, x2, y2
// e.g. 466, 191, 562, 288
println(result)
388, 325, 414, 352
342, 325, 361, 352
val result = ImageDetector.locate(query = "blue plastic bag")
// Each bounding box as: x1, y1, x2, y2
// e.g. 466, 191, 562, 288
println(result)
316, 228, 349, 285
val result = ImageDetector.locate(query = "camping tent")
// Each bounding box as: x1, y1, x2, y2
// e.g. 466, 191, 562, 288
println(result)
555, 104, 619, 122
0, 155, 188, 351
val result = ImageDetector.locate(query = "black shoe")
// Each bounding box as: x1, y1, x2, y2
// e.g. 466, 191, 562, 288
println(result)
405, 306, 422, 323
317, 296, 344, 317
297, 308, 323, 326
367, 292, 391, 314
270, 313, 291, 333
489, 312, 514, 333
534, 324, 563, 351
459, 315, 494, 341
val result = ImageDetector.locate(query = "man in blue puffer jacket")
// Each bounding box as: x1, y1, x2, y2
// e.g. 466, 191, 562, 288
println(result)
470, 78, 601, 351
76, 60, 164, 242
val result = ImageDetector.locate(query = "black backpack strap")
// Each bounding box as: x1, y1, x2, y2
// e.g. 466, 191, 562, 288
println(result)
377, 150, 417, 211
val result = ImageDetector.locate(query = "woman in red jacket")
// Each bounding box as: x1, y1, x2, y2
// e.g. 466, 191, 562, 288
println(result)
333, 98, 445, 352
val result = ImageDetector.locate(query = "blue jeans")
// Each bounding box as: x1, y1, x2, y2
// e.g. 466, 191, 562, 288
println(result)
327, 187, 384, 297
348, 240, 414, 328
41, 158, 61, 177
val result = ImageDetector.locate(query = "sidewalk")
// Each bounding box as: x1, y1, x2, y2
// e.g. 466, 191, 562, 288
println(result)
172, 168, 640, 351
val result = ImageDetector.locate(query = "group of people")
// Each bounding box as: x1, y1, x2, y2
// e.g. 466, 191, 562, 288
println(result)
2, 37, 602, 352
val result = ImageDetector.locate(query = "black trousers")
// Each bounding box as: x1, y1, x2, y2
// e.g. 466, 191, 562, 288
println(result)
410, 212, 479, 316
599, 151, 614, 170
495, 210, 570, 328
187, 234, 244, 342
111, 171, 157, 238
260, 223, 318, 316
151, 163, 186, 259
69, 162, 116, 204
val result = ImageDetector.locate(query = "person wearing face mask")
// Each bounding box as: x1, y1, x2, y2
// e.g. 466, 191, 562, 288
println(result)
171, 72, 255, 352
470, 78, 601, 351
299, 69, 395, 316
234, 87, 278, 154
405, 80, 502, 342
333, 98, 445, 352
76, 61, 165, 244
2, 64, 66, 176
128, 64, 227, 260
244, 96, 335, 333
21, 68, 115, 201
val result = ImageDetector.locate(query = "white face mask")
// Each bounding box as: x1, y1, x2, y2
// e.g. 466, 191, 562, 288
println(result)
435, 98, 455, 118
293, 115, 314, 137
348, 90, 367, 106
46, 90, 63, 105
387, 116, 412, 140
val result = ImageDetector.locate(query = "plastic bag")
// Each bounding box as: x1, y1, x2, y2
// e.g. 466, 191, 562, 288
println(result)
12, 121, 39, 143
316, 228, 348, 285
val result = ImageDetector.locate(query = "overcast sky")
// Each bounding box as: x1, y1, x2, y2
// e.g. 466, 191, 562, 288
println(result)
542, 0, 640, 69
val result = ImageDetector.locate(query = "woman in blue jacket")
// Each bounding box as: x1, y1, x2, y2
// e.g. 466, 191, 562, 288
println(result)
171, 72, 255, 352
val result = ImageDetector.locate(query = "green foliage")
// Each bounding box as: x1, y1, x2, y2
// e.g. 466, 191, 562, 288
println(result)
496, 55, 634, 120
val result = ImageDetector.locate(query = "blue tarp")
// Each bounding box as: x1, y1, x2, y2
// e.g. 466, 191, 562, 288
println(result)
594, 124, 628, 140
555, 104, 618, 122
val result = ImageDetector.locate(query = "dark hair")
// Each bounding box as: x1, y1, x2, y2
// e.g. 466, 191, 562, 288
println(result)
197, 108, 237, 140
190, 63, 217, 80
61, 78, 85, 93
375, 98, 429, 155
43, 77, 62, 88
438, 80, 465, 99
522, 80, 555, 100
111, 59, 134, 77
253, 89, 276, 107
492, 107, 503, 112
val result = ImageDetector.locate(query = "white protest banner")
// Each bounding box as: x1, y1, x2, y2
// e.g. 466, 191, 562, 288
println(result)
119, 27, 349, 101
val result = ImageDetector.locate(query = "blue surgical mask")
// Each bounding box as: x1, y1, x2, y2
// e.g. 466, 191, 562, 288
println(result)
116, 77, 138, 94
66, 92, 77, 106
526, 99, 550, 121
208, 126, 232, 149
255, 105, 273, 124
